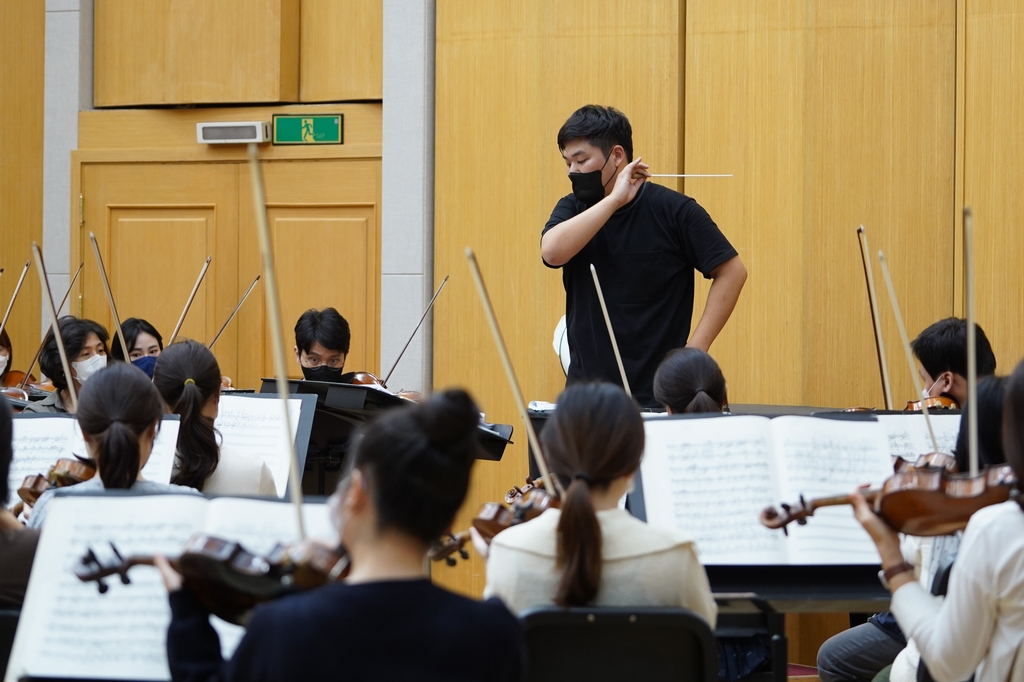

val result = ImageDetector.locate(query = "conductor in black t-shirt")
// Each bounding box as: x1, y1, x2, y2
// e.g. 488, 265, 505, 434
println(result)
542, 105, 747, 407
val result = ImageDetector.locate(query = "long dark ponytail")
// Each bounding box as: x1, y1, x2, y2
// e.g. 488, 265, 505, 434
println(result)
1002, 359, 1024, 514
76, 362, 164, 489
153, 340, 222, 490
542, 383, 645, 606
653, 347, 727, 414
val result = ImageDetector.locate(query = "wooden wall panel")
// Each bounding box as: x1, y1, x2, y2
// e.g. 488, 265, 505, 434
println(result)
93, 0, 299, 106
686, 1, 957, 409
0, 0, 43, 374
300, 0, 382, 102
963, 1, 1024, 373
434, 0, 683, 598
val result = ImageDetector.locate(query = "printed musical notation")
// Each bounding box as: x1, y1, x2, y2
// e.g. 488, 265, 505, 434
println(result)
214, 396, 302, 498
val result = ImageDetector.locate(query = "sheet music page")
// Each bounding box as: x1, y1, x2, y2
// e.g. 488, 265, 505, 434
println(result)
63, 417, 180, 484
770, 417, 894, 564
876, 413, 962, 462
639, 416, 787, 565
214, 396, 302, 497
8, 494, 209, 682
8, 417, 79, 499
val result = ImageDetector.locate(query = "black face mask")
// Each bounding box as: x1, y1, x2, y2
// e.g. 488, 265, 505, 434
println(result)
301, 364, 345, 383
568, 154, 615, 206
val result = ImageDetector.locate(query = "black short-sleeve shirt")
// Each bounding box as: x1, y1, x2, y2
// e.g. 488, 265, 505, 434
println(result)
542, 182, 737, 406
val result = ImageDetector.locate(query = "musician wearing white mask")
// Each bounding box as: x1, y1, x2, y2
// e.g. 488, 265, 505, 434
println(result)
24, 316, 109, 414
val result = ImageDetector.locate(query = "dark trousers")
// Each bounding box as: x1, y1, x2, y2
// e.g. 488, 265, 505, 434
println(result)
817, 623, 905, 682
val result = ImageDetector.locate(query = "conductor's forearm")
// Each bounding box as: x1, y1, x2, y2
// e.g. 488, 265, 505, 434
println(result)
541, 196, 622, 266
687, 256, 746, 352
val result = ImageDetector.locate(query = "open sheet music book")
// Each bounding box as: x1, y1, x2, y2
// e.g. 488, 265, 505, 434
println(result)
640, 415, 896, 566
5, 493, 335, 682
8, 415, 181, 495
876, 413, 961, 462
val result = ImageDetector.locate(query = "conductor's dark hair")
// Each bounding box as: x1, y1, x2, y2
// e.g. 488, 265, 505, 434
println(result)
653, 348, 728, 414
557, 105, 634, 162
349, 389, 480, 544
76, 362, 163, 490
153, 340, 221, 490
1003, 360, 1024, 515
110, 317, 163, 362
953, 375, 1008, 472
0, 395, 13, 504
911, 318, 996, 381
0, 327, 11, 383
294, 308, 350, 355
542, 383, 644, 606
38, 317, 109, 391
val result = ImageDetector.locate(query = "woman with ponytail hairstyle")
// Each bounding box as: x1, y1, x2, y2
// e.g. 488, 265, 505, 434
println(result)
153, 340, 275, 495
852, 358, 1024, 682
653, 347, 728, 414
26, 362, 197, 529
159, 389, 525, 681
483, 382, 716, 626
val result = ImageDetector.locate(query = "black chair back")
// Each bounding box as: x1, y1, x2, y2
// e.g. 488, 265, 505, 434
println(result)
0, 609, 20, 681
521, 606, 718, 682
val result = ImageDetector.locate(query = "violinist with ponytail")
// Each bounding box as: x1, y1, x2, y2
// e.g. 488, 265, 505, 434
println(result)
153, 340, 275, 496
26, 363, 197, 529
852, 357, 1024, 682
482, 382, 716, 625
653, 347, 728, 414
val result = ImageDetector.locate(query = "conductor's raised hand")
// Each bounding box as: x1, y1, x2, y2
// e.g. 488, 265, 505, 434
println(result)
608, 156, 649, 208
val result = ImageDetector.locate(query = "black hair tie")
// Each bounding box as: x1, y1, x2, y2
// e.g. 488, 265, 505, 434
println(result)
572, 473, 591, 486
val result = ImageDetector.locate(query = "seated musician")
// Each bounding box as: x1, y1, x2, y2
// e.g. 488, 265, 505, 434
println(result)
153, 340, 276, 496
0, 395, 38, 607
23, 316, 109, 414
481, 382, 717, 624
156, 389, 525, 682
0, 328, 12, 385
852, 357, 1024, 682
26, 362, 197, 529
653, 347, 728, 413
110, 317, 163, 378
293, 307, 349, 382
910, 317, 996, 408
817, 373, 1009, 682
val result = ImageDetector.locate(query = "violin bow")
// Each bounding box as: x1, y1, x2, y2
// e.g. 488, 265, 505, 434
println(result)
589, 264, 632, 398
465, 248, 566, 500
857, 227, 893, 410
89, 233, 130, 360
381, 275, 449, 388
31, 243, 78, 411
19, 262, 84, 391
0, 260, 31, 346
877, 251, 940, 453
964, 207, 979, 477
167, 256, 213, 346
248, 144, 305, 539
208, 274, 260, 350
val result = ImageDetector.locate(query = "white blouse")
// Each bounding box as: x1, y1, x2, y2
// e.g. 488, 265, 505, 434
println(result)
890, 500, 1024, 682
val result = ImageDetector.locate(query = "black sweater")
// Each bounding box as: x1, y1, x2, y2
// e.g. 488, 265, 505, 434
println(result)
167, 578, 525, 682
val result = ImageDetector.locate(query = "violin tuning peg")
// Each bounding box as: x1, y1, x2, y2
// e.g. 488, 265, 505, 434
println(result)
445, 556, 456, 567
459, 549, 469, 560
782, 527, 789, 537
797, 518, 807, 526
119, 571, 131, 585
97, 580, 108, 594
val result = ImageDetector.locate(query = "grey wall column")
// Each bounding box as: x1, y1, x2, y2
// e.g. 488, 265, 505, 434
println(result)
381, 0, 435, 394
42, 0, 92, 328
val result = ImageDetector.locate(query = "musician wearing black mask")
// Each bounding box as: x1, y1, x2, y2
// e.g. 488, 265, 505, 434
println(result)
293, 308, 350, 382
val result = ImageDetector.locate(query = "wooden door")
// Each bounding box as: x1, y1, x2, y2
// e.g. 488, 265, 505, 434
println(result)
80, 163, 240, 376
236, 158, 381, 388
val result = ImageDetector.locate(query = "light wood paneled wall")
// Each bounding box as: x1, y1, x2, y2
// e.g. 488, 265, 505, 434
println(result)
93, 0, 299, 106
300, 0, 382, 102
963, 0, 1024, 373
0, 0, 44, 371
433, 0, 684, 598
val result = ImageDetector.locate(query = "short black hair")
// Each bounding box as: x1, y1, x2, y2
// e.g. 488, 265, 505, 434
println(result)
294, 308, 350, 355
0, 394, 13, 504
557, 105, 634, 162
911, 317, 996, 380
0, 327, 11, 383
348, 389, 480, 544
953, 375, 1007, 472
39, 317, 109, 391
110, 318, 163, 361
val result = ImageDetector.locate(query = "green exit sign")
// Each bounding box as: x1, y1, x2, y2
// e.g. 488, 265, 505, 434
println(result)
273, 114, 344, 145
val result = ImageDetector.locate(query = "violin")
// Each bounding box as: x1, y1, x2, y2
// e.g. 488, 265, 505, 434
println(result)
14, 456, 96, 510
75, 533, 350, 625
905, 395, 959, 412
347, 371, 422, 402
429, 477, 560, 565
760, 458, 1017, 537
